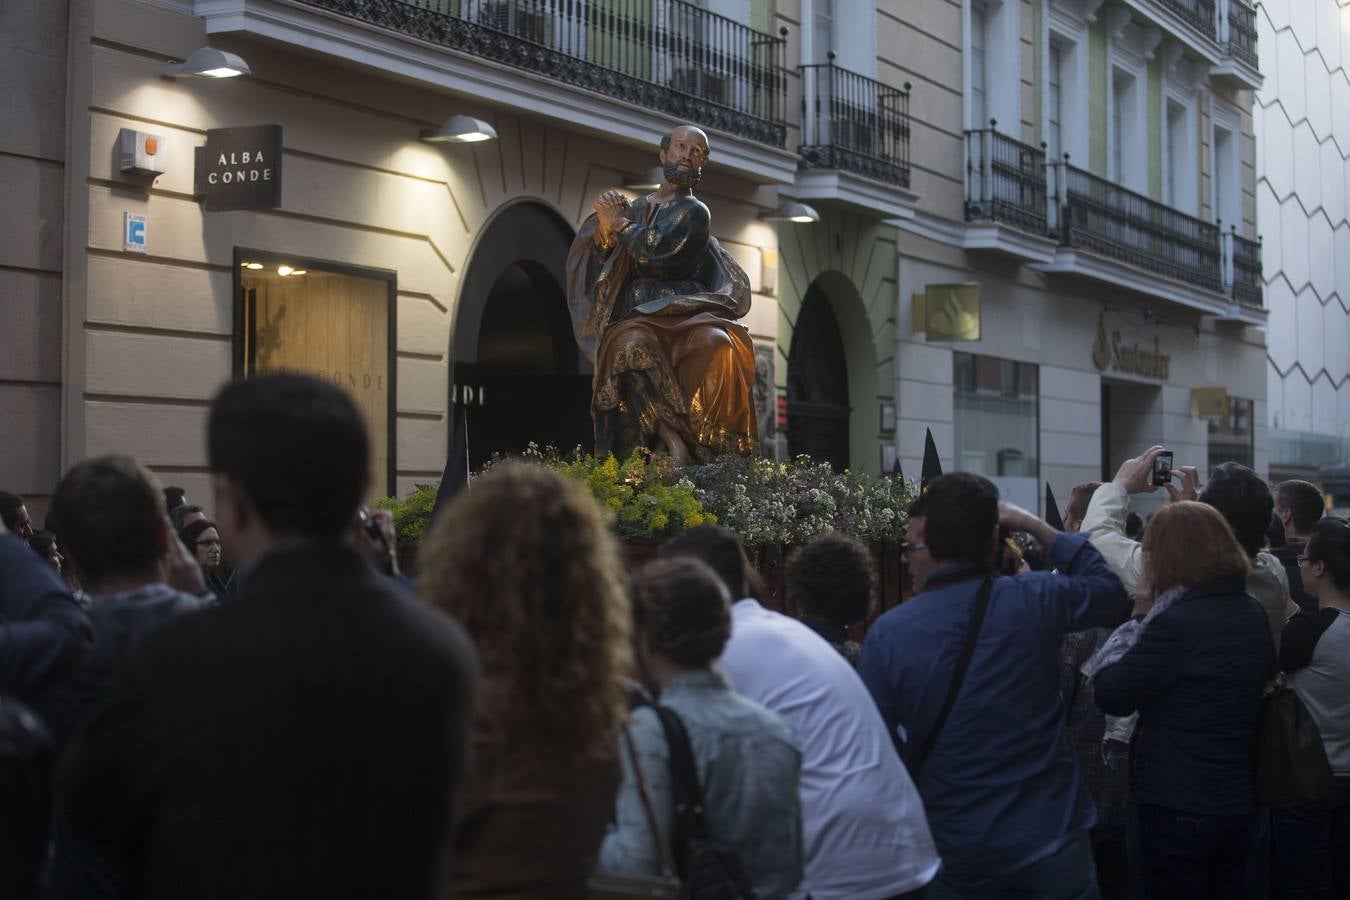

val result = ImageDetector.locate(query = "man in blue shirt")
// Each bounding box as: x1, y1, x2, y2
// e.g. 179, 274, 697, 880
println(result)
859, 472, 1130, 899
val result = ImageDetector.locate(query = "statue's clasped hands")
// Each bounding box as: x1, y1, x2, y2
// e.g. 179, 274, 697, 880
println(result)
594, 190, 632, 244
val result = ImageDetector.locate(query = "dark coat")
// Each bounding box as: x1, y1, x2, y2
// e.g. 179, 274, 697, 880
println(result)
35, 583, 207, 752
1095, 579, 1272, 815
0, 534, 92, 702
57, 543, 477, 900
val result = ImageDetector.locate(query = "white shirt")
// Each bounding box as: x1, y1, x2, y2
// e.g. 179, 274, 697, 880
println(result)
720, 599, 940, 900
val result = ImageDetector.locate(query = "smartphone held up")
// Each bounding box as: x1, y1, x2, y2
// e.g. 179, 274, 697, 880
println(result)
1151, 451, 1174, 488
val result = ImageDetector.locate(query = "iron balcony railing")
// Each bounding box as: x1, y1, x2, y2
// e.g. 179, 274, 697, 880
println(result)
296, 0, 789, 148
798, 58, 911, 189
1222, 228, 1263, 307
1223, 0, 1259, 69
1160, 0, 1217, 40
964, 125, 1047, 235
1049, 159, 1223, 292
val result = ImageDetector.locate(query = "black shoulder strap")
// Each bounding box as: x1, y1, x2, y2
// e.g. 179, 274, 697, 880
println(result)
912, 577, 994, 775
652, 706, 712, 841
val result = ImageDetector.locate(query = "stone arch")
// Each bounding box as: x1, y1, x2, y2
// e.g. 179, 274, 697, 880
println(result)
450, 199, 592, 466
777, 215, 894, 473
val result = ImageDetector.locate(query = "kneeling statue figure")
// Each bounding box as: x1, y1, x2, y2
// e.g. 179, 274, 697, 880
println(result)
566, 124, 758, 464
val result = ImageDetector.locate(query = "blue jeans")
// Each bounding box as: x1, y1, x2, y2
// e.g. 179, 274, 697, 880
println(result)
1271, 776, 1350, 900
925, 831, 1100, 900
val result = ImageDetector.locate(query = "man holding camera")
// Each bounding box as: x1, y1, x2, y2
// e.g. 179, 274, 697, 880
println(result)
1080, 445, 1297, 648
859, 473, 1130, 899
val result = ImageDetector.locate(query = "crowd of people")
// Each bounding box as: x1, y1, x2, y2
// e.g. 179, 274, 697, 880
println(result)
1, 372, 1347, 900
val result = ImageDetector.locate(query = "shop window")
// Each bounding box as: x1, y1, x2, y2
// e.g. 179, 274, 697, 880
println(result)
954, 352, 1040, 505
1208, 396, 1254, 470
237, 252, 396, 496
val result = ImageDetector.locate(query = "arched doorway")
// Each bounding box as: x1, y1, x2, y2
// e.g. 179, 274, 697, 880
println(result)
452, 202, 592, 468
787, 285, 850, 470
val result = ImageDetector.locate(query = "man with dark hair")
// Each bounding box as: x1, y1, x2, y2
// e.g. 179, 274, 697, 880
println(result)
662, 526, 940, 898
1201, 462, 1277, 556
789, 533, 874, 665
1064, 482, 1102, 534
59, 374, 477, 900
662, 523, 749, 599
0, 491, 35, 541
1276, 479, 1326, 539
162, 486, 187, 514
33, 456, 209, 751
169, 503, 205, 532
33, 457, 209, 897
859, 472, 1129, 898
1273, 479, 1325, 613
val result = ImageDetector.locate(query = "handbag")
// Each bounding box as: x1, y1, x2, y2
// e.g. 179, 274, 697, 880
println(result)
589, 726, 682, 899
652, 706, 758, 900
1254, 671, 1333, 807
906, 575, 994, 776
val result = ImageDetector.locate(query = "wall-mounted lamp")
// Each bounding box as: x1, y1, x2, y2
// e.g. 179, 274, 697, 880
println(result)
161, 47, 251, 79
421, 115, 498, 143
759, 201, 821, 224
624, 167, 665, 192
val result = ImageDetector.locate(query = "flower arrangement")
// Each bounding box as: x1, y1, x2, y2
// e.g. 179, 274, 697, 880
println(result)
375, 447, 915, 548
683, 455, 913, 546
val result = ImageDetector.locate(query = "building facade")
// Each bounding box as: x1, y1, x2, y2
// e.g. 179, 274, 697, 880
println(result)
1257, 0, 1350, 485
884, 0, 1268, 513
4, 0, 799, 516
2, 0, 1270, 520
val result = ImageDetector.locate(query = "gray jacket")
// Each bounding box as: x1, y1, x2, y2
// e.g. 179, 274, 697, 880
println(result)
599, 670, 804, 899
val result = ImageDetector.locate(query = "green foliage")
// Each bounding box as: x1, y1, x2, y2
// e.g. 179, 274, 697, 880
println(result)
376, 445, 915, 547
372, 482, 438, 544
525, 446, 714, 539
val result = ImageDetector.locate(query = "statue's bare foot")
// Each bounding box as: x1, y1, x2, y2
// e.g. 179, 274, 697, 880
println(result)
657, 424, 693, 467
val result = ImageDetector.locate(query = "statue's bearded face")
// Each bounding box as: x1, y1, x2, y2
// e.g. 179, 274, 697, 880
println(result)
663, 158, 702, 189
661, 126, 710, 190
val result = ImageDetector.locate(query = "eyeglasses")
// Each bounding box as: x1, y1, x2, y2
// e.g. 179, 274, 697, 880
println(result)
1296, 555, 1313, 565
900, 541, 927, 555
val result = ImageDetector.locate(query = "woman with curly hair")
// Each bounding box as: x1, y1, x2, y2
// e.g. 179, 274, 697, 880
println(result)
418, 462, 632, 899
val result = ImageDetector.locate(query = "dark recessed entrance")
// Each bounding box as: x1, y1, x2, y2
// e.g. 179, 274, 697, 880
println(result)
452, 203, 592, 469
787, 286, 850, 471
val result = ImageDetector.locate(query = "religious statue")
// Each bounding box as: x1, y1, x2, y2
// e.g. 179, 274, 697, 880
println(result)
566, 125, 758, 464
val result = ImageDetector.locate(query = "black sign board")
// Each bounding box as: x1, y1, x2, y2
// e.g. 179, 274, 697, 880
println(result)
194, 125, 283, 211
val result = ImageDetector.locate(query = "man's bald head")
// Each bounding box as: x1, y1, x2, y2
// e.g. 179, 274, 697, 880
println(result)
661, 124, 710, 155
